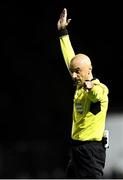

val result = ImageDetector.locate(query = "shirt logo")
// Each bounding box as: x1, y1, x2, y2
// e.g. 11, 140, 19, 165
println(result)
75, 102, 83, 114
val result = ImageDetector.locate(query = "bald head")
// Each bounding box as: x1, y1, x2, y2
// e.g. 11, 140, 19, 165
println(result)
70, 53, 91, 66
69, 53, 93, 86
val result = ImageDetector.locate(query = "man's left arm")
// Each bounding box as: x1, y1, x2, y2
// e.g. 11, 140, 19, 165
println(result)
86, 82, 109, 103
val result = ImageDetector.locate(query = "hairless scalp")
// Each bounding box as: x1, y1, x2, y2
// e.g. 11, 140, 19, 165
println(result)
70, 53, 91, 65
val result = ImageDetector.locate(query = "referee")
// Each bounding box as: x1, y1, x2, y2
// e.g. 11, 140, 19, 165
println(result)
57, 8, 109, 179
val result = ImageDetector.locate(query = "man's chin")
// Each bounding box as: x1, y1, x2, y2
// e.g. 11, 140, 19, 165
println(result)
73, 80, 82, 86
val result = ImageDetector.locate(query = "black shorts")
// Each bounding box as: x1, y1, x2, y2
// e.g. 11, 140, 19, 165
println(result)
66, 139, 106, 179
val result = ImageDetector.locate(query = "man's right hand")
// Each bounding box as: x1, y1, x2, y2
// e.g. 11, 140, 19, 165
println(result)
57, 8, 71, 30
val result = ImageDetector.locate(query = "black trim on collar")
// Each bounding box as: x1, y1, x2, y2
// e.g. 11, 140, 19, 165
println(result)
91, 77, 96, 81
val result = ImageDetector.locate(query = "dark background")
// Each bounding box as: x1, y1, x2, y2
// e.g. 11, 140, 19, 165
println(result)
0, 1, 122, 178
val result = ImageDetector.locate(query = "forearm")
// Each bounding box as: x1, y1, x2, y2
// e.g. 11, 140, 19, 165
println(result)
58, 28, 75, 70
88, 84, 109, 103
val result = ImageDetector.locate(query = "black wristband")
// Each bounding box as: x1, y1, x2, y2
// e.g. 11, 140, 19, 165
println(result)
58, 28, 68, 38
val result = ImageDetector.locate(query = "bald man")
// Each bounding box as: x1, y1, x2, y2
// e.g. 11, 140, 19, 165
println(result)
57, 8, 109, 179
70, 54, 93, 88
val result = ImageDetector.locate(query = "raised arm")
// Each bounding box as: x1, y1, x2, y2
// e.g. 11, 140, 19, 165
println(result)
57, 8, 75, 71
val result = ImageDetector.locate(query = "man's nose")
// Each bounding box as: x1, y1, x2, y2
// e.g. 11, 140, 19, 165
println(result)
72, 72, 77, 79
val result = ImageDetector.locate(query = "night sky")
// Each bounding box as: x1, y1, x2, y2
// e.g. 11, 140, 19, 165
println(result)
0, 1, 123, 142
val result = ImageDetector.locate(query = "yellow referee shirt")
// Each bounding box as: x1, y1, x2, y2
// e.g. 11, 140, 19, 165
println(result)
59, 33, 109, 141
